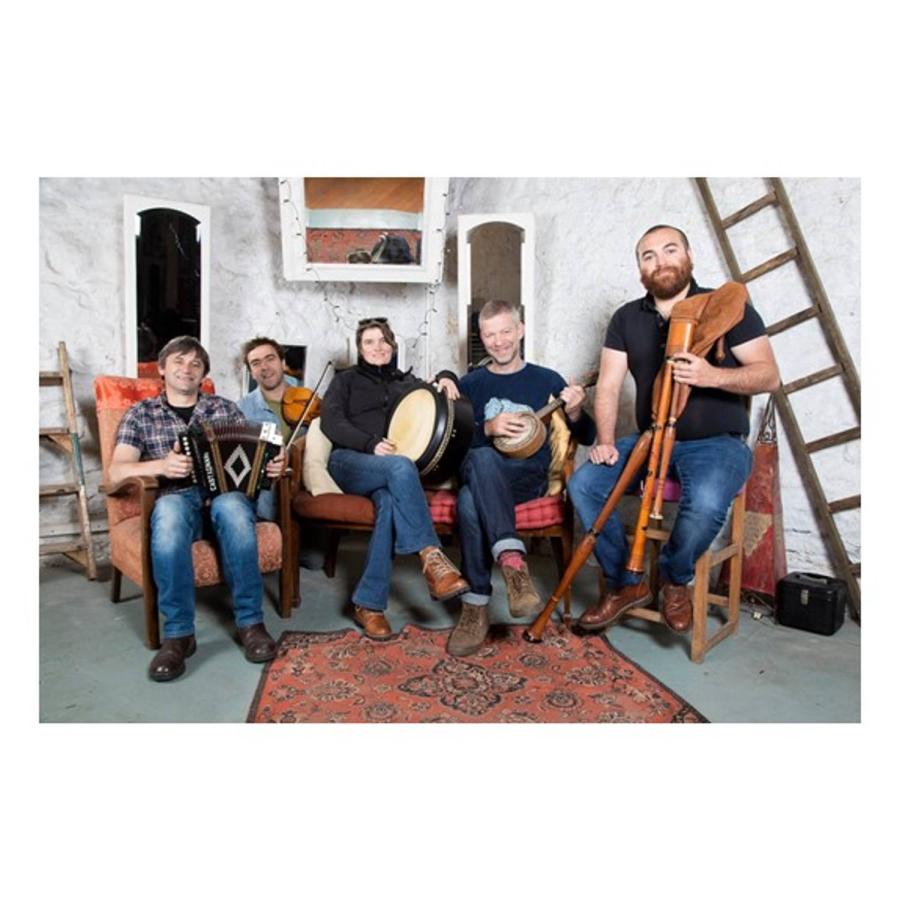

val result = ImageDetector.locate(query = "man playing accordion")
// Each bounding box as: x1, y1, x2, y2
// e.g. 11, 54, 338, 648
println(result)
109, 335, 285, 682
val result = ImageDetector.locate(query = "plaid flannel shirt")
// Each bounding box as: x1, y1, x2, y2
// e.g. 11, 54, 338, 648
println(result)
115, 392, 246, 494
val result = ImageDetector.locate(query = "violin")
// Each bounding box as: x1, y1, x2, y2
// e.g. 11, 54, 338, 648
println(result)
282, 386, 322, 427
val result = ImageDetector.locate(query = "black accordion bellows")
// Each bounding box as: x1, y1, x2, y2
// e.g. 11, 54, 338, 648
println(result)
179, 420, 283, 500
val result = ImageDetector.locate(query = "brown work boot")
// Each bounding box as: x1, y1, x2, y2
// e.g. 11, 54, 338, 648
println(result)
353, 605, 393, 640
237, 623, 277, 662
501, 564, 542, 618
577, 580, 651, 632
661, 582, 694, 632
420, 546, 469, 601
447, 601, 490, 657
148, 635, 197, 682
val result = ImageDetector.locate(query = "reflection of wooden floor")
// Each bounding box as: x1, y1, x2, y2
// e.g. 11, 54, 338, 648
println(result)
304, 177, 424, 212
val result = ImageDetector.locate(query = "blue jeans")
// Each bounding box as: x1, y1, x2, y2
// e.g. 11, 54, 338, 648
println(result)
327, 449, 440, 611
456, 446, 547, 606
567, 432, 752, 588
150, 487, 264, 639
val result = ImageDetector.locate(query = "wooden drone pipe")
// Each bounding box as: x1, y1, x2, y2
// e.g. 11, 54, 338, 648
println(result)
524, 429, 652, 643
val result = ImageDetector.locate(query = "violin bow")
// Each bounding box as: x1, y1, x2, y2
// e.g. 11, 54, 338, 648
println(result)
285, 360, 334, 452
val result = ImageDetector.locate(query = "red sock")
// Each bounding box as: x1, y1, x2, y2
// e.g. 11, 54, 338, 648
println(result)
499, 550, 526, 570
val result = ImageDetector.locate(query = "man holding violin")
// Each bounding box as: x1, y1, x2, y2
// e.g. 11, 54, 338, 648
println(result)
239, 337, 301, 520
240, 337, 326, 568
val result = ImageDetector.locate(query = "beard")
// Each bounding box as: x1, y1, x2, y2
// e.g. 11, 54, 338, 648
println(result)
641, 257, 693, 300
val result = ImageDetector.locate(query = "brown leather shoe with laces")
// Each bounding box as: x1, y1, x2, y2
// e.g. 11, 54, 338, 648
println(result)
148, 635, 197, 682
420, 546, 469, 601
447, 601, 490, 657
237, 623, 277, 662
501, 564, 542, 618
577, 580, 651, 632
661, 582, 694, 632
353, 605, 393, 640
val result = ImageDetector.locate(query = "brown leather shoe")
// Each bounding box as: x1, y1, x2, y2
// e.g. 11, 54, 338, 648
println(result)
353, 605, 393, 640
148, 635, 197, 682
237, 623, 277, 662
501, 564, 542, 618
447, 601, 490, 657
577, 580, 651, 632
661, 582, 694, 632
420, 546, 469, 601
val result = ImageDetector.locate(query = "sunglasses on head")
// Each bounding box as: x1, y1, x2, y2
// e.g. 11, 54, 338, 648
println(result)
358, 317, 389, 327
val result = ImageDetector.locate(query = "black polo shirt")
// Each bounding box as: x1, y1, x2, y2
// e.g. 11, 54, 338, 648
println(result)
604, 278, 767, 441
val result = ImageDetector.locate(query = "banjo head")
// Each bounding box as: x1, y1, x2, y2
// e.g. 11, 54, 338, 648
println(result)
493, 412, 545, 458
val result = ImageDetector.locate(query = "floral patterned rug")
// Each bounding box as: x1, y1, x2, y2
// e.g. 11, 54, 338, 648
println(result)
248, 624, 706, 723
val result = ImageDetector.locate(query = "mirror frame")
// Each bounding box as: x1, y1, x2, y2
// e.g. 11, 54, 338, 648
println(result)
457, 212, 535, 367
278, 177, 449, 283
123, 194, 211, 376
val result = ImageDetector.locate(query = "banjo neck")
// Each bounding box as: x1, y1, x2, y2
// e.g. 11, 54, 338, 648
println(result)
533, 368, 599, 421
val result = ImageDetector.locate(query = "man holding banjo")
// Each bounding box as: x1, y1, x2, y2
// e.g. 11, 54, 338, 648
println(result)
445, 300, 596, 657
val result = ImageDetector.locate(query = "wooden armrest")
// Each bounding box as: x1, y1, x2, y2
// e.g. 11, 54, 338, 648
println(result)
101, 474, 160, 497
288, 439, 305, 492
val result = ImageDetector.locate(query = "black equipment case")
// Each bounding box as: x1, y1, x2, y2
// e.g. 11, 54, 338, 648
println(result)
775, 572, 847, 636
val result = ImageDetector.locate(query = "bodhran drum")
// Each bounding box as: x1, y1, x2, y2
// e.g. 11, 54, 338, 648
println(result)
386, 385, 474, 485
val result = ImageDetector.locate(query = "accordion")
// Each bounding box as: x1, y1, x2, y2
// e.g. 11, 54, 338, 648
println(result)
178, 420, 283, 500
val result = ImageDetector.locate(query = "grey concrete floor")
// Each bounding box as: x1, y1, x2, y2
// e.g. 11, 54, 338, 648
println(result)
38, 537, 861, 723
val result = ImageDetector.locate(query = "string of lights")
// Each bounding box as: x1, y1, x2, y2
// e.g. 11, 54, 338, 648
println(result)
278, 178, 449, 373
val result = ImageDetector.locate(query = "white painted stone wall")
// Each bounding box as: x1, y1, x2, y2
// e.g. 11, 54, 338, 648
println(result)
39, 177, 860, 582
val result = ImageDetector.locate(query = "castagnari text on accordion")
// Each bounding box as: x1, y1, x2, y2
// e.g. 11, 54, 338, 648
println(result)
179, 420, 283, 500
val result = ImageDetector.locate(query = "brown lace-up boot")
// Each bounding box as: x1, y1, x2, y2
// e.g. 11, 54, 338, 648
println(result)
501, 564, 542, 618
661, 582, 694, 632
447, 602, 490, 657
577, 580, 651, 631
420, 546, 469, 601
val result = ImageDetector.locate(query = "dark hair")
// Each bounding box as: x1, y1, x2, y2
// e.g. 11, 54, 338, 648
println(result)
157, 335, 210, 377
241, 336, 284, 367
478, 299, 521, 326
355, 318, 398, 354
635, 224, 691, 261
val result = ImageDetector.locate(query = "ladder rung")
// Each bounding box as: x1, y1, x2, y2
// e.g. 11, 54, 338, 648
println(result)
782, 364, 844, 395
40, 540, 86, 556
40, 427, 70, 438
40, 482, 79, 497
767, 306, 819, 336
850, 563, 861, 577
805, 427, 861, 454
742, 247, 799, 282
40, 371, 63, 384
829, 495, 860, 514
721, 191, 778, 229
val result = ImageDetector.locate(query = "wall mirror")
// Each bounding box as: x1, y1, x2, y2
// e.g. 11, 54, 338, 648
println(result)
457, 213, 535, 369
279, 177, 449, 283
123, 194, 210, 377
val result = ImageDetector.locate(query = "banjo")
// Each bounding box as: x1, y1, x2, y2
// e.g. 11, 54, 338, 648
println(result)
492, 369, 598, 459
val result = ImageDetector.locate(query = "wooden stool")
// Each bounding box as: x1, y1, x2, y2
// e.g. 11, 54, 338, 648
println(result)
611, 483, 746, 663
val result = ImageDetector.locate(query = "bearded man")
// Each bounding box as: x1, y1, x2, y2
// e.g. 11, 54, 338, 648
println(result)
566, 225, 780, 635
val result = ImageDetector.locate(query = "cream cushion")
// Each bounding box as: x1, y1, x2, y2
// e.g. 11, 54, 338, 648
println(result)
302, 419, 344, 496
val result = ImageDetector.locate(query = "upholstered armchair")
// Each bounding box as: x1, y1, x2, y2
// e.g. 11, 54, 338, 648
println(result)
290, 412, 578, 622
94, 375, 297, 649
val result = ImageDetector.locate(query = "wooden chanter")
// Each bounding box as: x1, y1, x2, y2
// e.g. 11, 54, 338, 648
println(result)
524, 282, 748, 643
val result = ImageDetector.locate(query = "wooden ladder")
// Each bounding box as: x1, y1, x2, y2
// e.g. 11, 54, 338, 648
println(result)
39, 341, 98, 579
695, 178, 860, 617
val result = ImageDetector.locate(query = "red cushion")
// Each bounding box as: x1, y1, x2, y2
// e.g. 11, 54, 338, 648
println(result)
426, 491, 564, 529
635, 477, 682, 502
295, 488, 566, 531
